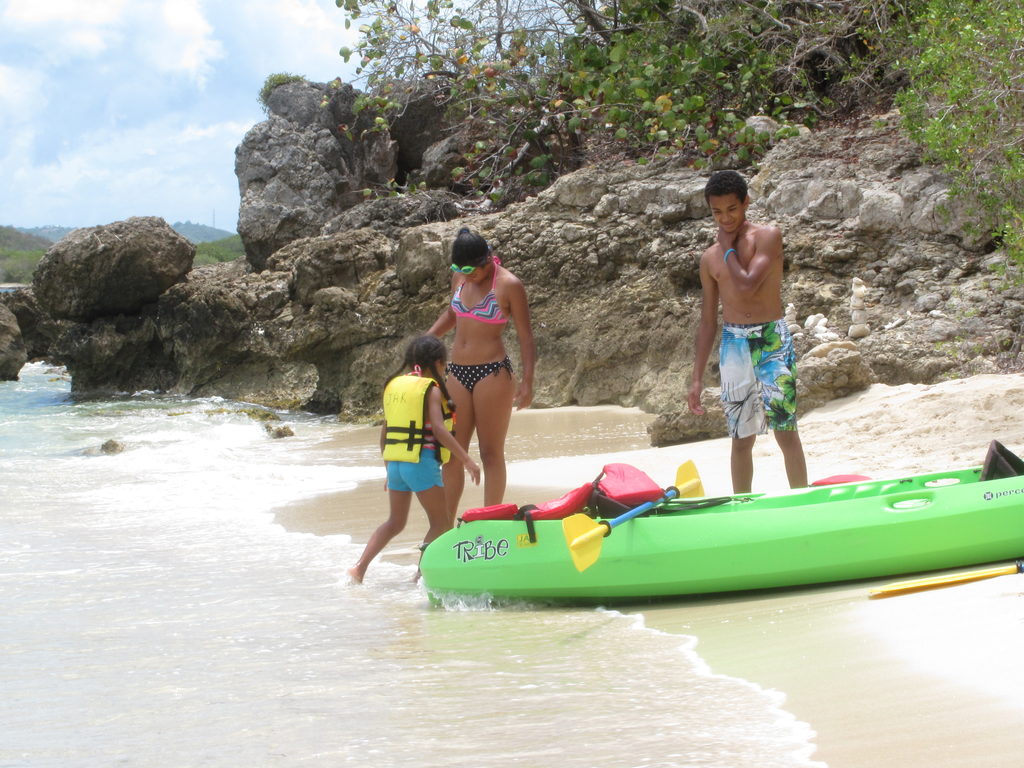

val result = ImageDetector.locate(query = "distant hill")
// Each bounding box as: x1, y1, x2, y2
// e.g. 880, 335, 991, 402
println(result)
12, 221, 236, 245
1, 225, 53, 250
2, 227, 245, 284
12, 225, 74, 243
170, 221, 236, 244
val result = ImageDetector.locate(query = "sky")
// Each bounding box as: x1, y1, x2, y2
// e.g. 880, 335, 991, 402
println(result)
0, 0, 360, 232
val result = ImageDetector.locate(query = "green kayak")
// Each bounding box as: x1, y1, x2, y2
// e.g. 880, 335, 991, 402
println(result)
420, 444, 1024, 604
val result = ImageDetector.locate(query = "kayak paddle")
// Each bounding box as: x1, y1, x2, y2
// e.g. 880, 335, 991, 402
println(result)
674, 460, 705, 498
868, 559, 1024, 599
563, 463, 705, 573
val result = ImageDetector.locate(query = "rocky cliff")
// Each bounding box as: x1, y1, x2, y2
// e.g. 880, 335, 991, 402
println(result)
2, 101, 1021, 444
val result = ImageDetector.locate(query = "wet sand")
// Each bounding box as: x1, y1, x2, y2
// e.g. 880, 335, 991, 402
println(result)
274, 374, 1024, 767
274, 404, 657, 542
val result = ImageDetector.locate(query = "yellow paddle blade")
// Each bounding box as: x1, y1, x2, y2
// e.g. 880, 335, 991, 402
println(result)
674, 460, 704, 498
562, 513, 609, 573
868, 562, 1022, 599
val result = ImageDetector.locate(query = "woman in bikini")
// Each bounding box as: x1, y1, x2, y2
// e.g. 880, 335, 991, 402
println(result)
427, 227, 535, 523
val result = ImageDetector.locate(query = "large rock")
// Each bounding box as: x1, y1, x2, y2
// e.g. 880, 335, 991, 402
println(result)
647, 389, 726, 447
50, 307, 175, 394
420, 135, 467, 189
796, 341, 876, 411
270, 228, 393, 307
23, 112, 1024, 425
0, 286, 66, 360
386, 82, 449, 179
0, 303, 27, 379
321, 189, 461, 241
646, 341, 876, 447
32, 217, 194, 322
235, 80, 399, 270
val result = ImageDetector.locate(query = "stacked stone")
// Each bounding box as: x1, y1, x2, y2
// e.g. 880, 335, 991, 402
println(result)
848, 277, 870, 339
804, 313, 840, 341
785, 302, 803, 337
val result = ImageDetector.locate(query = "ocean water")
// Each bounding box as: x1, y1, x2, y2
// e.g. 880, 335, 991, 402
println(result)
0, 363, 823, 767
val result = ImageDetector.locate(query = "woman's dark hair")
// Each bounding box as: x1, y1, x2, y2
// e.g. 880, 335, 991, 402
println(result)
386, 335, 454, 412
451, 227, 491, 268
704, 170, 748, 203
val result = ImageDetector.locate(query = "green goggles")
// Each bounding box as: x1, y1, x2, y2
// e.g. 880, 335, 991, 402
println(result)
450, 261, 488, 274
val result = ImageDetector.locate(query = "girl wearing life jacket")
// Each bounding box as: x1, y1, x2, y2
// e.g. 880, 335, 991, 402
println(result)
348, 336, 481, 584
427, 228, 536, 524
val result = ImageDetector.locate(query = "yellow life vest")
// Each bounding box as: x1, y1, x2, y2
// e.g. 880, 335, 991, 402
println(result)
381, 374, 453, 464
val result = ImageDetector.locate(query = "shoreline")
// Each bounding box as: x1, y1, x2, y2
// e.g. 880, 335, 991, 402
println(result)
273, 404, 657, 541
642, 573, 1024, 767
272, 374, 1024, 767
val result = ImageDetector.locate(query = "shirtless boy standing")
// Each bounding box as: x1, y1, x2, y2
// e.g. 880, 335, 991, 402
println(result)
687, 170, 808, 493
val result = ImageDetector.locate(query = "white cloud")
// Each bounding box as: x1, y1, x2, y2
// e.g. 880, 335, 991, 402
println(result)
2, 0, 128, 57
0, 64, 47, 124
0, 0, 362, 229
2, 0, 225, 81
265, 0, 355, 47
150, 0, 225, 86
3, 116, 252, 228
3, 0, 126, 25
228, 0, 360, 82
0, 64, 46, 187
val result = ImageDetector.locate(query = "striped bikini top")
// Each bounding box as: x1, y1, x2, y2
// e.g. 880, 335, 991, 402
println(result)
450, 262, 508, 325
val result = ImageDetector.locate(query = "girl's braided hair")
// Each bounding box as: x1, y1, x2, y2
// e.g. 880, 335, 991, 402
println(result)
387, 335, 454, 413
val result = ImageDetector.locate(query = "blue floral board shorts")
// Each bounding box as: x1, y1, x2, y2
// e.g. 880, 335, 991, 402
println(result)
386, 450, 443, 493
719, 319, 798, 439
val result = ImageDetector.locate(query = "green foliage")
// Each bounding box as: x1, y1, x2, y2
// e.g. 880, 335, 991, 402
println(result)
898, 0, 1024, 267
0, 234, 244, 282
193, 235, 245, 266
335, 0, 918, 203
0, 248, 44, 284
259, 73, 306, 113
0, 226, 47, 282
0, 225, 51, 250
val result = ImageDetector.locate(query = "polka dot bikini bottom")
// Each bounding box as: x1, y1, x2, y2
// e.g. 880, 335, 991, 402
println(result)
447, 356, 514, 392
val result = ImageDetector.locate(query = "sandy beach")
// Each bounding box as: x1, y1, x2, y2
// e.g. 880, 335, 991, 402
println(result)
276, 373, 1024, 767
